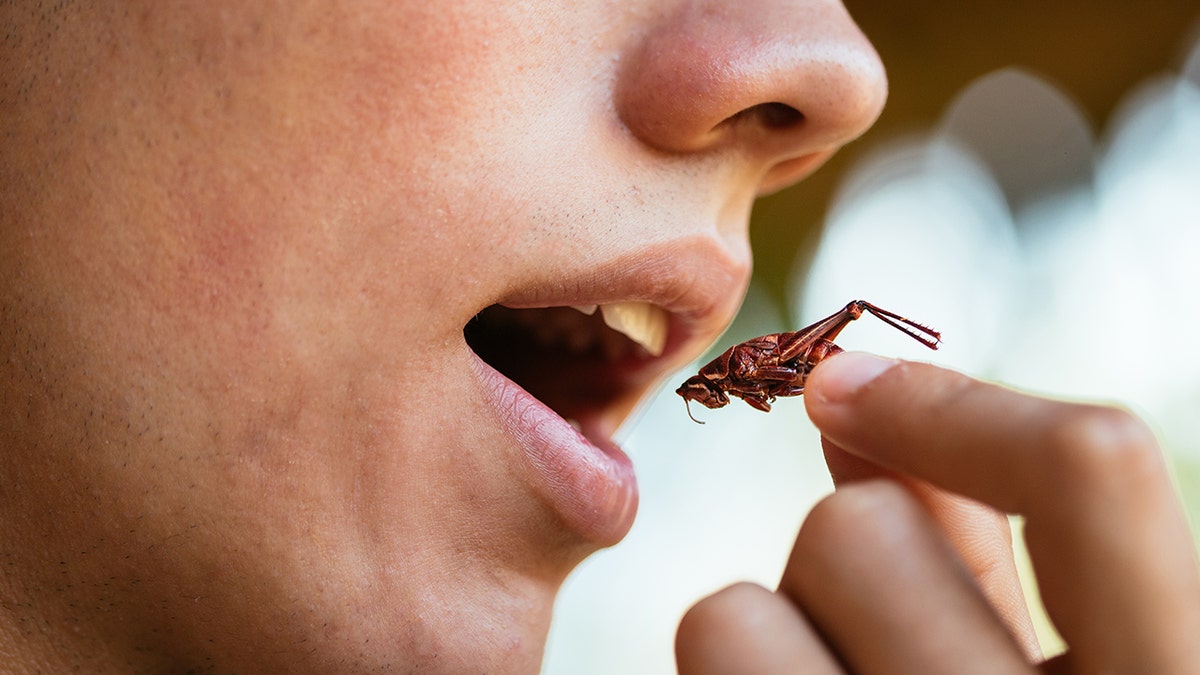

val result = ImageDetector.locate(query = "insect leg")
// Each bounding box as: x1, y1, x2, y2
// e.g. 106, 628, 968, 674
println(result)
860, 302, 942, 349
737, 391, 773, 413
742, 365, 800, 381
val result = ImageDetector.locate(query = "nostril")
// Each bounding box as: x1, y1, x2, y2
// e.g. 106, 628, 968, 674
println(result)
616, 1, 885, 158
731, 102, 805, 131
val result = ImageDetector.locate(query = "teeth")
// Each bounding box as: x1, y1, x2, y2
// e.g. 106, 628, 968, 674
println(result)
569, 304, 598, 316
599, 301, 668, 357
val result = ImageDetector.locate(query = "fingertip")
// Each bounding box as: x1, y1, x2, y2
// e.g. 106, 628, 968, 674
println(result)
676, 582, 837, 675
675, 583, 771, 675
806, 351, 897, 406
805, 355, 970, 468
804, 352, 898, 437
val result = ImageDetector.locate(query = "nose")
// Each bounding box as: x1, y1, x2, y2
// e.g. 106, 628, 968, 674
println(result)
616, 0, 887, 191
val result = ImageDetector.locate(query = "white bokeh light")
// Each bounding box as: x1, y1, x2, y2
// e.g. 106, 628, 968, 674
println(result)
795, 137, 1019, 375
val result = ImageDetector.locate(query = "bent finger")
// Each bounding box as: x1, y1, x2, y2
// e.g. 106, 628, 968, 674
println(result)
676, 582, 841, 675
823, 441, 1040, 659
781, 480, 1034, 675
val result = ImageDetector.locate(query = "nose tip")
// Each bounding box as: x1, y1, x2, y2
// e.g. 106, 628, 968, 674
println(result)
616, 1, 886, 181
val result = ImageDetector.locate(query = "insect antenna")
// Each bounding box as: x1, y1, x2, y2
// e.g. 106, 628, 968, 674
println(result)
861, 302, 941, 350
683, 399, 706, 425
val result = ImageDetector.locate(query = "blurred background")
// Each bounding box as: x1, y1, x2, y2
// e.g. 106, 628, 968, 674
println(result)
545, 3, 1200, 673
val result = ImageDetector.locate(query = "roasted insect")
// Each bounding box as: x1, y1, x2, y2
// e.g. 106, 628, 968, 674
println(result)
676, 300, 940, 423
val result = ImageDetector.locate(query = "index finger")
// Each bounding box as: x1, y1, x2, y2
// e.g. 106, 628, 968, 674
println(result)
803, 352, 1200, 673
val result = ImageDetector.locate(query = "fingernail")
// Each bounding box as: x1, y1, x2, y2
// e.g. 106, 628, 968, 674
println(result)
812, 352, 896, 403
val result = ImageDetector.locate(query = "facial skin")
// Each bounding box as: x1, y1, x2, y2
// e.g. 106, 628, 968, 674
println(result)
0, 1, 885, 672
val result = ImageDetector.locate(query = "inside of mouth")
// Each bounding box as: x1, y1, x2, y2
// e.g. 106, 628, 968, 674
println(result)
464, 305, 647, 424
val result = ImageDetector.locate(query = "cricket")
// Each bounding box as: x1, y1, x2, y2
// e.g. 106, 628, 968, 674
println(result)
676, 300, 940, 423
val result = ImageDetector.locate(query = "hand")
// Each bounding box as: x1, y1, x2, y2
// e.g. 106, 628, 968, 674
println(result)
676, 352, 1200, 674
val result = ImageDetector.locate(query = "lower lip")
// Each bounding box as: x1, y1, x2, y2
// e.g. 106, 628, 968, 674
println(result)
469, 355, 639, 547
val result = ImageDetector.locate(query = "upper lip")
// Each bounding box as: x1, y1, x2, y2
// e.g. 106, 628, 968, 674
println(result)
466, 231, 751, 436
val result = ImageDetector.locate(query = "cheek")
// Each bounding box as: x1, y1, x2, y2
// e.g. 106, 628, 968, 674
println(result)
37, 0, 623, 415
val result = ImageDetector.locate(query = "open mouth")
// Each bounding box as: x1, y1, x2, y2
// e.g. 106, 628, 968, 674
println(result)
463, 301, 671, 432
458, 244, 745, 543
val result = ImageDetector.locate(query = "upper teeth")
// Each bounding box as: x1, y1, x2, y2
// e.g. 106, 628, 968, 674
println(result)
582, 301, 668, 357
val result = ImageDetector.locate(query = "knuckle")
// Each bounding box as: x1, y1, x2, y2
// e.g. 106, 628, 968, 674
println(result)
1042, 404, 1162, 492
795, 480, 918, 561
676, 582, 778, 665
696, 582, 774, 623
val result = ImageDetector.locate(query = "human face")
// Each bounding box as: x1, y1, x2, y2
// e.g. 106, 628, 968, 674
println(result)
0, 0, 884, 671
